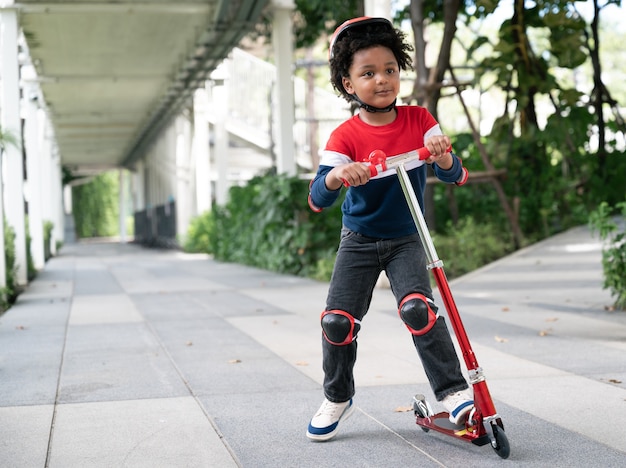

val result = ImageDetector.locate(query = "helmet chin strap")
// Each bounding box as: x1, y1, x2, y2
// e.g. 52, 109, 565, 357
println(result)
352, 95, 396, 113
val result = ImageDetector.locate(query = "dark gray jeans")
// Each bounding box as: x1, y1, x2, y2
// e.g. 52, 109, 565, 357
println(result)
322, 227, 468, 403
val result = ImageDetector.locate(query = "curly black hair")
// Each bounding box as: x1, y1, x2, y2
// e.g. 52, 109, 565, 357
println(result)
329, 21, 414, 103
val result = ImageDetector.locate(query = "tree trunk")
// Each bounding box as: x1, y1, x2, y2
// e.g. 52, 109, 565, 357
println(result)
449, 67, 525, 248
409, 0, 461, 230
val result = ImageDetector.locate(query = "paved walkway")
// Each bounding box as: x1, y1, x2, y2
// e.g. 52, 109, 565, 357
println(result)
1, 226, 625, 467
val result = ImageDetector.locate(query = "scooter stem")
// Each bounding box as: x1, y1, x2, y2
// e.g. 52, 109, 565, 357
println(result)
396, 164, 498, 419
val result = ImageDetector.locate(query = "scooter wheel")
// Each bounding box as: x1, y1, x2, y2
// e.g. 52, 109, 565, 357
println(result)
412, 395, 433, 433
491, 424, 510, 459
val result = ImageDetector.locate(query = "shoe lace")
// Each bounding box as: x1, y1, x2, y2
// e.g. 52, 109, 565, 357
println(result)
317, 400, 343, 418
444, 391, 471, 410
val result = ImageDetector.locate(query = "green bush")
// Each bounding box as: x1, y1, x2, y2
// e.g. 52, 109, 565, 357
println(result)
1, 217, 19, 311
72, 172, 118, 238
432, 217, 515, 279
25, 216, 36, 281
183, 210, 215, 254
185, 172, 343, 279
589, 200, 626, 310
184, 173, 519, 283
44, 221, 54, 261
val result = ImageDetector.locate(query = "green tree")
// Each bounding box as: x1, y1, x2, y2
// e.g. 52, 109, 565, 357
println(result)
475, 0, 625, 238
267, 0, 626, 245
72, 172, 119, 238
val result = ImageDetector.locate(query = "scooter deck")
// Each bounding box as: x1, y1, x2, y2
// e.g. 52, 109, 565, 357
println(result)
415, 412, 491, 447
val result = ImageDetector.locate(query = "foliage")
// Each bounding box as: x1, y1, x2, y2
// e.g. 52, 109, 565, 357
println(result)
183, 211, 215, 253
464, 0, 626, 240
292, 0, 363, 48
588, 200, 626, 310
43, 221, 54, 261
1, 217, 18, 311
433, 216, 515, 279
255, 0, 362, 49
25, 216, 36, 281
1, 125, 21, 310
184, 172, 515, 283
184, 172, 344, 279
72, 172, 119, 238
0, 125, 19, 152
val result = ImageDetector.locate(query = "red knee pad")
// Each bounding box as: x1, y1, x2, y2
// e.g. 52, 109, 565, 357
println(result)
321, 310, 360, 345
398, 293, 438, 336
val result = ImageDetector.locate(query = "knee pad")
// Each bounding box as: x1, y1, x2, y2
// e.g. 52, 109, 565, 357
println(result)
398, 293, 438, 336
321, 310, 361, 346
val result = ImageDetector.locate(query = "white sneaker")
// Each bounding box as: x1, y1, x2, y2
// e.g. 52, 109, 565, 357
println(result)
442, 389, 474, 425
306, 398, 355, 441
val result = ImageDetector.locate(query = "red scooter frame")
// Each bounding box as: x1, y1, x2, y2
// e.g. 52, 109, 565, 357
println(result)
364, 148, 510, 459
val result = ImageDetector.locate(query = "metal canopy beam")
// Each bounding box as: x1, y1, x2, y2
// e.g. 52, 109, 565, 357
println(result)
8, 0, 270, 176
121, 0, 268, 168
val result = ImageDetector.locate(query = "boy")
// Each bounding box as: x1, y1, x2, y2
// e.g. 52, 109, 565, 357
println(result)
306, 17, 473, 442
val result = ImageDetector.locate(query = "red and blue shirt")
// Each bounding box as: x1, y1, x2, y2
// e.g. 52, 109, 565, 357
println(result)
309, 105, 463, 238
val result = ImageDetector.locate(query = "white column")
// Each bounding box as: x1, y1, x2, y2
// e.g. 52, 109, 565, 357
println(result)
23, 85, 45, 270
193, 87, 211, 213
271, 0, 296, 175
175, 118, 192, 239
134, 160, 145, 210
118, 169, 127, 242
51, 146, 63, 254
39, 115, 53, 256
210, 65, 229, 206
1, 8, 27, 285
364, 0, 392, 19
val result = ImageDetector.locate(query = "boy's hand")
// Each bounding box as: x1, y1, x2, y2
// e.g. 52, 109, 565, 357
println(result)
424, 135, 453, 169
326, 162, 372, 189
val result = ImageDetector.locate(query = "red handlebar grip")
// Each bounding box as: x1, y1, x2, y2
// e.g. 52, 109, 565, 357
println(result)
417, 147, 431, 160
418, 145, 453, 160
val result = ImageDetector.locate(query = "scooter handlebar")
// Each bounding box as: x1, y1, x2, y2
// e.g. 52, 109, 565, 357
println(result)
343, 146, 467, 186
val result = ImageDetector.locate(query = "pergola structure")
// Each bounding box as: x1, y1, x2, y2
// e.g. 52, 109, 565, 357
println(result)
0, 0, 295, 287
0, 0, 390, 290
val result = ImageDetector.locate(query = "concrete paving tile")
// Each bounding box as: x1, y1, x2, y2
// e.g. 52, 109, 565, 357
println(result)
489, 373, 626, 453
73, 269, 124, 295
17, 280, 73, 301
48, 397, 237, 467
0, 405, 53, 467
3, 226, 625, 467
69, 294, 143, 325
149, 316, 315, 396
58, 323, 189, 404
0, 303, 67, 405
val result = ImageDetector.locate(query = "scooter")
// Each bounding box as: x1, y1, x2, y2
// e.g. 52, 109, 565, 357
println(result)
362, 148, 510, 459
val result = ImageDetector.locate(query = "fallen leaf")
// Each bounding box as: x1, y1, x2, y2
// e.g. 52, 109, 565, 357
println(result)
228, 359, 242, 364
501, 307, 510, 312
545, 317, 559, 322
394, 406, 413, 413
608, 379, 622, 384
495, 335, 509, 343
295, 361, 309, 366
539, 329, 552, 336
186, 341, 193, 346
15, 325, 26, 330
